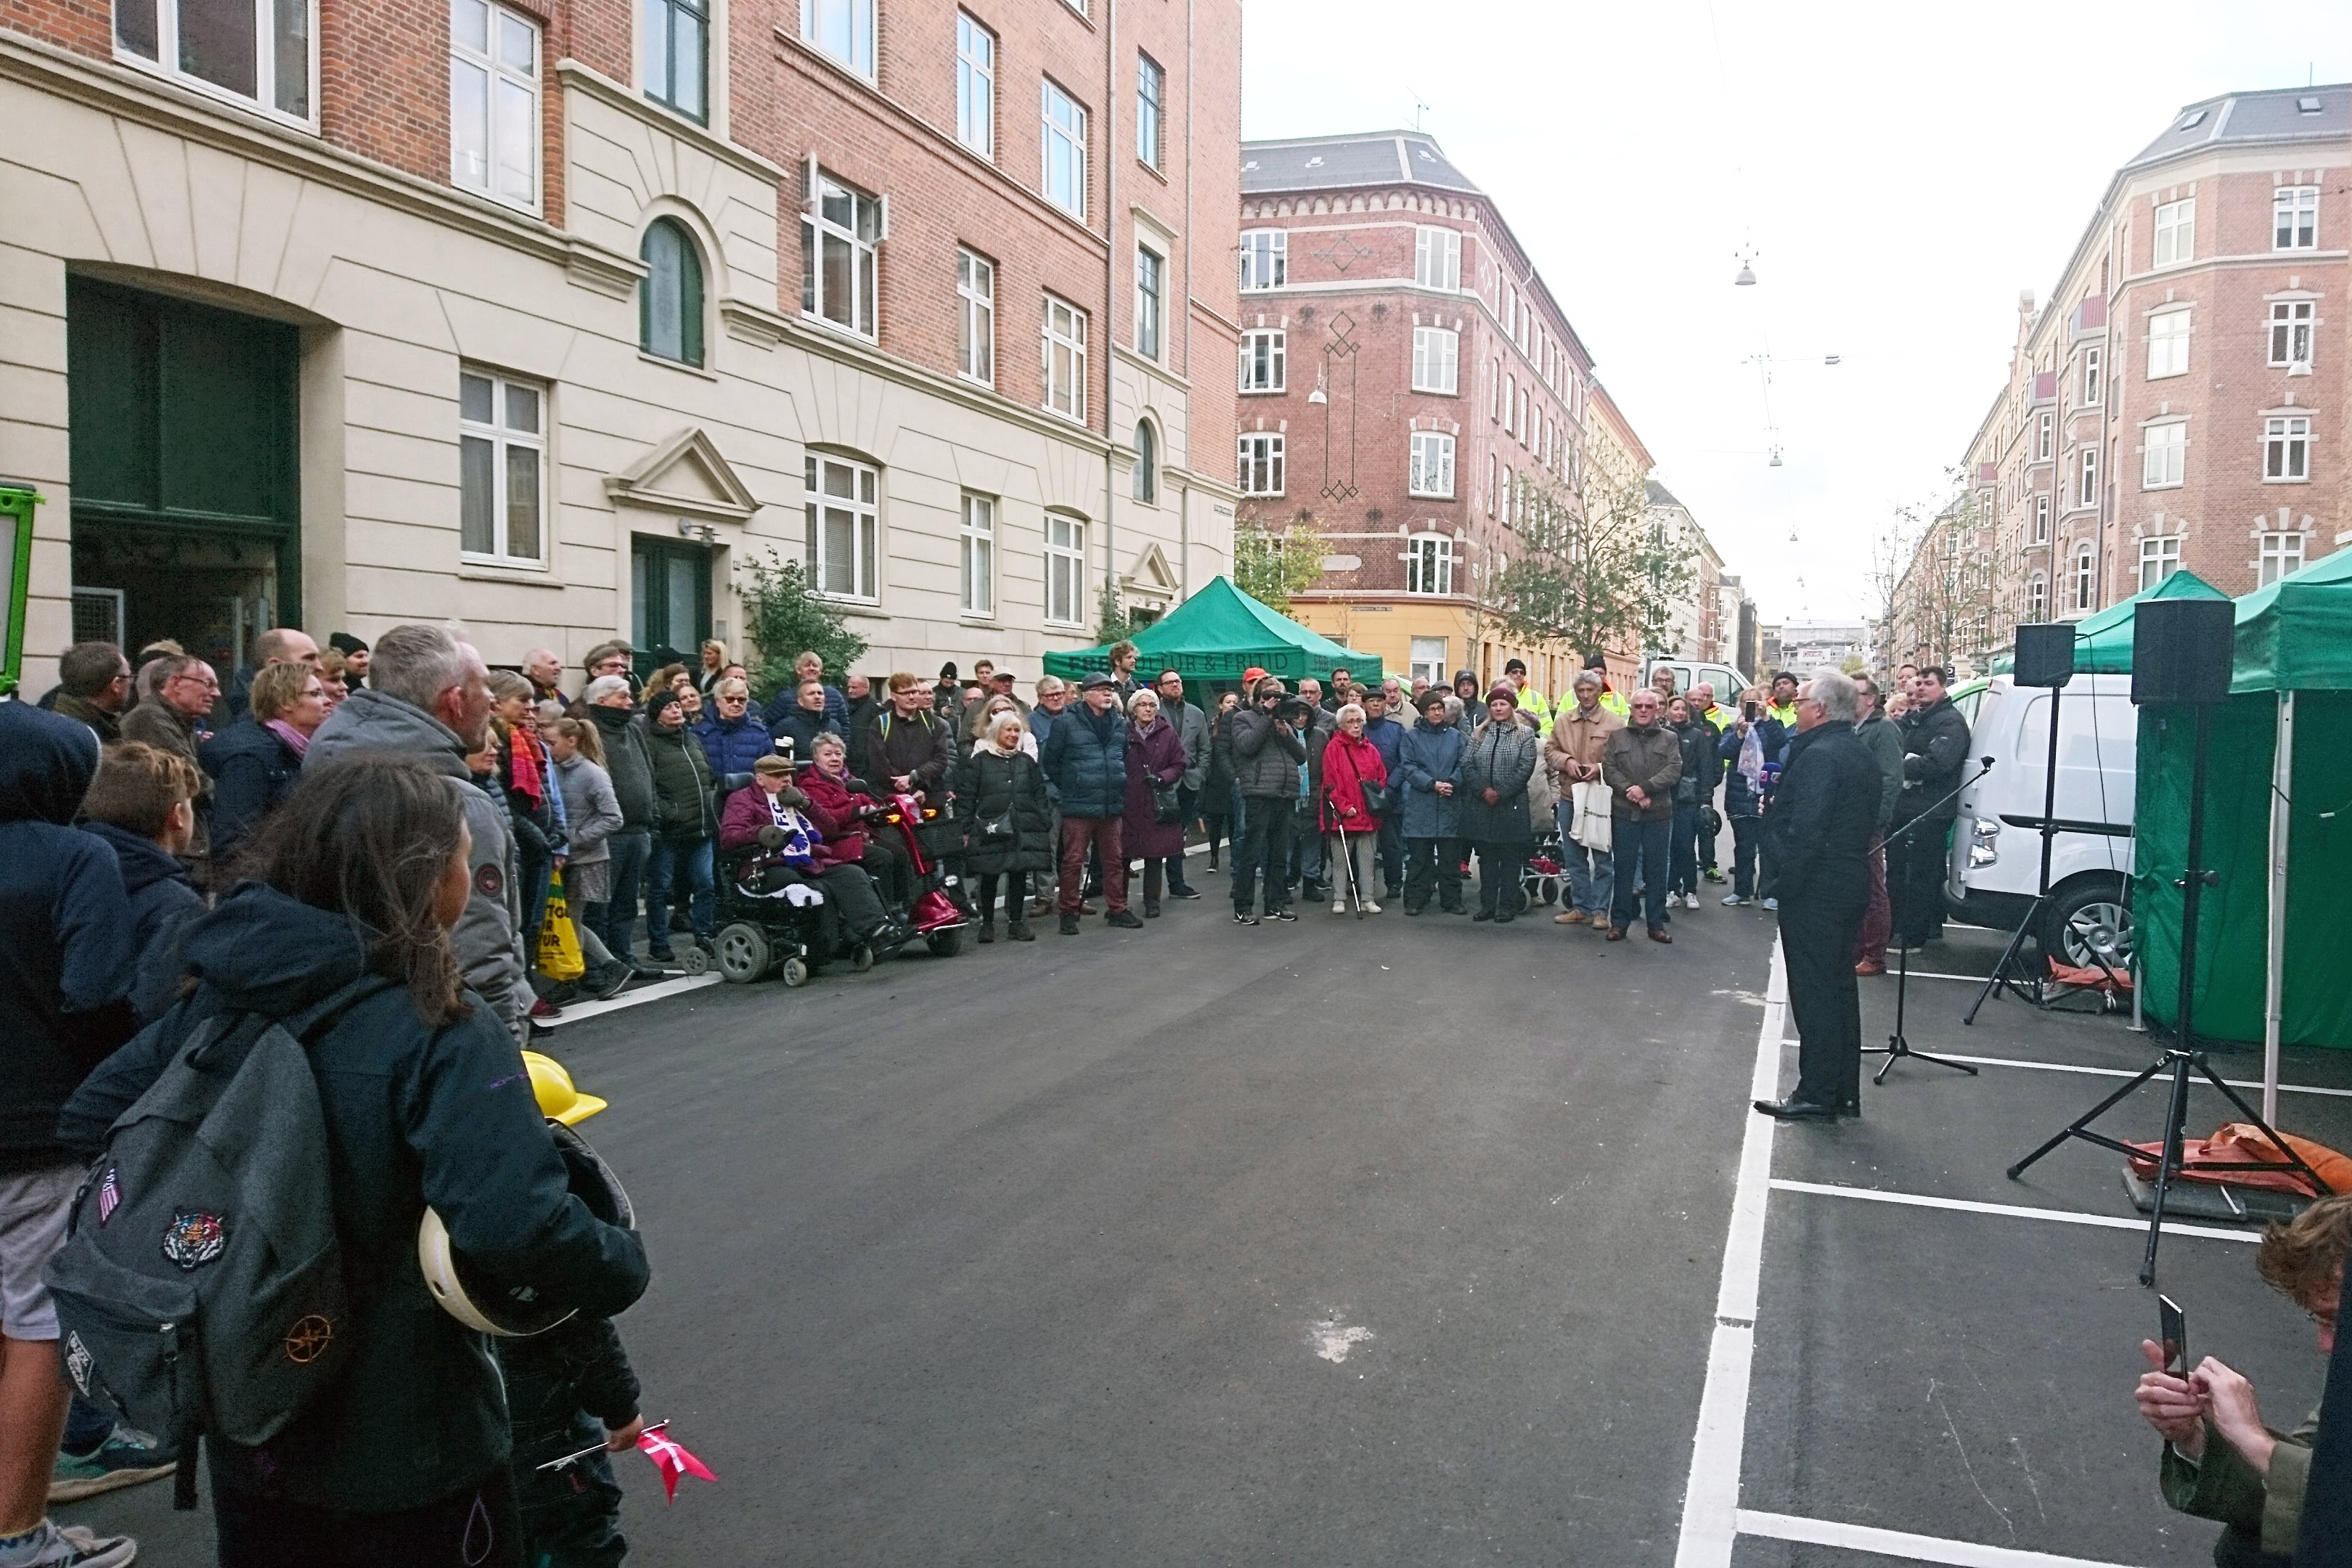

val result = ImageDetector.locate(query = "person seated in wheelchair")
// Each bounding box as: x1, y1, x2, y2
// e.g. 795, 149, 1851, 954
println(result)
718, 752, 900, 949
797, 732, 915, 909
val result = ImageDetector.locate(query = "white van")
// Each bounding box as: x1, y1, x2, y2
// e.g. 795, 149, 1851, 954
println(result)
1943, 673, 2137, 967
1644, 657, 1752, 703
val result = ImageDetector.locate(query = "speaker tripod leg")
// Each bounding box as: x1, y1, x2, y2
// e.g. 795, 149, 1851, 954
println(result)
2006, 1055, 2171, 1181
2191, 1058, 2332, 1197
2140, 1053, 2198, 1286
1965, 896, 2046, 1026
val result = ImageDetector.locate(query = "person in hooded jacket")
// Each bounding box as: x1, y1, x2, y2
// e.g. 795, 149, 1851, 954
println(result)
1394, 688, 1467, 915
1460, 687, 1539, 922
1450, 670, 1482, 742
640, 688, 715, 963
954, 709, 1053, 942
79, 741, 206, 1026
59, 756, 650, 1567
575, 677, 656, 972
1120, 690, 1186, 920
0, 704, 141, 1568
205, 660, 328, 865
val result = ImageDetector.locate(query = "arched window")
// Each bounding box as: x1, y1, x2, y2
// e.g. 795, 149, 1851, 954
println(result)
1131, 422, 1157, 502
2025, 573, 2049, 624
2072, 544, 2096, 611
640, 219, 705, 367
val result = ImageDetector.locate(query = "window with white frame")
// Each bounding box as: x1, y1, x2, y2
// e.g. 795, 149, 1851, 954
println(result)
1044, 513, 1087, 625
2274, 186, 2319, 250
2025, 573, 2049, 622
1411, 327, 1458, 394
451, 0, 538, 209
1135, 53, 1163, 168
2147, 309, 2190, 378
2033, 492, 2050, 542
1041, 81, 1085, 218
2144, 422, 2186, 488
1239, 230, 1286, 291
2072, 544, 2096, 611
458, 369, 544, 565
1131, 422, 1156, 503
1518, 388, 1530, 443
2153, 198, 2194, 266
1238, 329, 1284, 393
1041, 295, 1087, 422
116, 0, 312, 119
2265, 415, 2310, 481
2077, 446, 2099, 508
2260, 531, 2305, 585
957, 492, 994, 616
1408, 431, 1454, 497
1500, 465, 1513, 526
2270, 300, 2315, 367
1489, 359, 1501, 421
955, 12, 992, 157
1135, 246, 1163, 360
1485, 452, 1497, 515
801, 171, 881, 338
1405, 534, 1453, 595
1236, 433, 1283, 495
645, 0, 709, 118
2037, 412, 2051, 460
2137, 534, 2181, 590
1408, 636, 1447, 686
956, 248, 994, 384
1413, 226, 1461, 291
800, 0, 871, 78
2081, 346, 2102, 407
1502, 375, 1515, 436
805, 454, 879, 601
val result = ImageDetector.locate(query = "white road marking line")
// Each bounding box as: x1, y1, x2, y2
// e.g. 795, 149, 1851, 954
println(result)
1738, 1508, 2148, 1567
1768, 1179, 2258, 1241
1672, 936, 1786, 1568
534, 973, 722, 1026
1922, 1051, 2352, 1100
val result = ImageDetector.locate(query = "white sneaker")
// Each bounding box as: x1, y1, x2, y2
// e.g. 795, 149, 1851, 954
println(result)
1363, 900, 1381, 913
1332, 900, 1347, 915
0, 1522, 136, 1568
1721, 893, 1745, 906
1685, 891, 1702, 910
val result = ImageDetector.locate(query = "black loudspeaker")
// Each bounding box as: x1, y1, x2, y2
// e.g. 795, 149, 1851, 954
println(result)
2131, 598, 2237, 706
2013, 624, 2075, 688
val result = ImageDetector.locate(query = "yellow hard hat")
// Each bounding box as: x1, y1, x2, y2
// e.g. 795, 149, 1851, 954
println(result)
523, 1051, 608, 1126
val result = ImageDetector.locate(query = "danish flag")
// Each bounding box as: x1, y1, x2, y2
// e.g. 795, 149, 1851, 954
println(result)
635, 1424, 716, 1503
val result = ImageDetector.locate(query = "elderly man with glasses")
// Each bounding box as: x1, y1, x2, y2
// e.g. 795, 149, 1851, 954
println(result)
122, 655, 222, 863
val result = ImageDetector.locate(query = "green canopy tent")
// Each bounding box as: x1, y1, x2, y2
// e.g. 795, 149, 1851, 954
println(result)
1040, 576, 1382, 688
2135, 550, 2352, 1120
2070, 568, 2229, 673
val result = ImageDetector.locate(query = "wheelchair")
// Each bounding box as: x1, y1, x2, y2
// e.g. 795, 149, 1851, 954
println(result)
1520, 826, 1566, 910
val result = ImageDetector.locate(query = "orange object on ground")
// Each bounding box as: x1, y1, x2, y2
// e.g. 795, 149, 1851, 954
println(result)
2124, 1122, 2349, 1199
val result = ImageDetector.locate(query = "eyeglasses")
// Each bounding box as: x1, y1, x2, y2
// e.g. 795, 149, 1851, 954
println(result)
171, 674, 221, 692
719, 694, 748, 705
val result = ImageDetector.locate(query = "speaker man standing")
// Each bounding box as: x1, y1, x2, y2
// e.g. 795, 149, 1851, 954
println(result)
1755, 669, 1882, 1122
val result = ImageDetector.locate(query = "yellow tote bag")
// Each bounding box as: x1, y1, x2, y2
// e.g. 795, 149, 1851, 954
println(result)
536, 868, 586, 981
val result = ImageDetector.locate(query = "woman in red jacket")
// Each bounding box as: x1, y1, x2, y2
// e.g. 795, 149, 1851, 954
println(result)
1320, 703, 1389, 915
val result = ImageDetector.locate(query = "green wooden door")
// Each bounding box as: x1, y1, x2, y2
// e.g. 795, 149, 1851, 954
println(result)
630, 536, 711, 679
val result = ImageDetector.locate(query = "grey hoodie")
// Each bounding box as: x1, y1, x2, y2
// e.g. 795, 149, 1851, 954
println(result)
310, 687, 528, 1043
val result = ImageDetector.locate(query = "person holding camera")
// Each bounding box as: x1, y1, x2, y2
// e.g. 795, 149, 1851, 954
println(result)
1228, 677, 1308, 926
2136, 1193, 2344, 1567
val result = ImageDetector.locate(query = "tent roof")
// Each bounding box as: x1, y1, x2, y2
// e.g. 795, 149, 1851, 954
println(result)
2071, 568, 2229, 673
1039, 576, 1383, 684
2231, 547, 2352, 693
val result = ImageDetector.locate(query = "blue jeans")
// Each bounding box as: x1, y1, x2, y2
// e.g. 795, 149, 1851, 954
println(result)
1611, 817, 1671, 931
1670, 800, 1700, 896
1375, 814, 1404, 890
1558, 801, 1613, 918
599, 829, 651, 957
1290, 804, 1323, 885
648, 836, 714, 947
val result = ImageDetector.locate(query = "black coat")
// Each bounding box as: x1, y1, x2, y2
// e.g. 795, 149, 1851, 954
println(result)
81, 821, 204, 1024
862, 708, 954, 796
1895, 695, 1971, 825
643, 719, 715, 840
1761, 722, 1880, 907
953, 748, 1055, 874
1040, 702, 1127, 818
57, 883, 650, 1511
203, 716, 303, 863
585, 706, 656, 830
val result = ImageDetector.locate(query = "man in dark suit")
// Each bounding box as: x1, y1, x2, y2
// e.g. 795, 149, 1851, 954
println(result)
1755, 668, 1883, 1122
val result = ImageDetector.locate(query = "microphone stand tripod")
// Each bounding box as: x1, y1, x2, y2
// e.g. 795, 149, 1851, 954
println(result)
1863, 760, 1994, 1084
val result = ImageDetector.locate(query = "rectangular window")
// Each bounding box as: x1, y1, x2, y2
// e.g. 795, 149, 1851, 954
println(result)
2077, 446, 2099, 508
1502, 375, 1515, 436
2033, 492, 2050, 542
1405, 535, 1453, 595
2138, 534, 2181, 591
1135, 247, 1162, 360
804, 453, 879, 601
2143, 422, 2185, 488
800, 171, 881, 338
1044, 513, 1086, 625
1500, 465, 1512, 526
2147, 309, 2190, 378
457, 369, 544, 565
1041, 295, 1087, 422
2270, 300, 2315, 367
2153, 197, 2193, 266
959, 493, 994, 616
798, 0, 870, 78
1485, 452, 1497, 515
1408, 636, 1447, 686
1238, 329, 1284, 393
1041, 81, 1086, 219
1135, 53, 1162, 168
451, 0, 538, 210
1408, 431, 1455, 497
2265, 416, 2311, 481
1239, 229, 1286, 292
2081, 346, 2102, 407
116, 0, 312, 118
955, 13, 993, 157
956, 248, 994, 384
1411, 327, 1459, 394
1413, 226, 1461, 291
1237, 433, 1284, 496
2037, 412, 2051, 460
1489, 359, 1501, 421
2274, 186, 2319, 250
2026, 573, 2049, 622
645, 0, 708, 118
2260, 531, 2305, 585
2073, 546, 2096, 611
1518, 389, 1530, 443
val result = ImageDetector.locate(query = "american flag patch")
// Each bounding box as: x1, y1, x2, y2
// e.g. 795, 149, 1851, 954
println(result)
97, 1166, 120, 1225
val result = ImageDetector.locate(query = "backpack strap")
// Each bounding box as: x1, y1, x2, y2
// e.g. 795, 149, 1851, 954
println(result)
184, 974, 404, 1072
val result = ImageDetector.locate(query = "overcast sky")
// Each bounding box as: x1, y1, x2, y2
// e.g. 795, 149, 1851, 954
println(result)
1238, 0, 2352, 632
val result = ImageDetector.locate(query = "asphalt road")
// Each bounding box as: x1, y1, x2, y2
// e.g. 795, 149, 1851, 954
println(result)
74, 875, 1778, 1565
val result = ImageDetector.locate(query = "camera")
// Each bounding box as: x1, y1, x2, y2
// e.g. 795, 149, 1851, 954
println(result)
1275, 695, 1317, 727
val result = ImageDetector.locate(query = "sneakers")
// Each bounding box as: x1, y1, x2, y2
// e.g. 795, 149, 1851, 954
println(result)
1106, 909, 1144, 929
1703, 868, 1726, 884
1555, 909, 1588, 926
1720, 893, 1746, 907
0, 1522, 137, 1567
1686, 892, 1702, 910
584, 963, 632, 1000
1059, 914, 1081, 936
1167, 885, 1202, 899
1363, 900, 1381, 914
1270, 908, 1298, 922
1760, 897, 1779, 911
1332, 899, 1347, 915
1233, 910, 1260, 926
50, 1429, 176, 1503
528, 997, 563, 1020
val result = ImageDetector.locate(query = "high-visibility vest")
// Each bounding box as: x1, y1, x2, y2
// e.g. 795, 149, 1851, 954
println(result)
1599, 690, 1630, 720
1515, 686, 1552, 726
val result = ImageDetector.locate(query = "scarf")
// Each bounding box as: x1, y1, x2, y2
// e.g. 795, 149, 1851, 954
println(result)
506, 723, 548, 808
762, 789, 820, 867
264, 718, 311, 757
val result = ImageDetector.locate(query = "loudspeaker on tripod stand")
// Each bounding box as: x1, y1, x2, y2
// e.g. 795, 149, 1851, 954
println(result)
2131, 599, 2235, 706
2012, 622, 2075, 690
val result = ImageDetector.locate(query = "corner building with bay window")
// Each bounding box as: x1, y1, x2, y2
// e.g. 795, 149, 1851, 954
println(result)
1, 0, 1239, 689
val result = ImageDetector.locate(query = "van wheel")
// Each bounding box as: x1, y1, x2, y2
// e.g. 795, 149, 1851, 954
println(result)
2042, 881, 2133, 971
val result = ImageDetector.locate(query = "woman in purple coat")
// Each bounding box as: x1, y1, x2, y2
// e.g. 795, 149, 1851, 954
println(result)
1122, 688, 1188, 919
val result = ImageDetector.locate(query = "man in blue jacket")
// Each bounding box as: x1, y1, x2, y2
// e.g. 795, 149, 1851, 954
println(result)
1040, 674, 1140, 935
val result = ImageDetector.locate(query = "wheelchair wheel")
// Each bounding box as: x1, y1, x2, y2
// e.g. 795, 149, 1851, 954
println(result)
714, 923, 772, 984
1537, 875, 1561, 907
852, 942, 875, 973
779, 955, 811, 988
678, 942, 712, 976
926, 926, 965, 958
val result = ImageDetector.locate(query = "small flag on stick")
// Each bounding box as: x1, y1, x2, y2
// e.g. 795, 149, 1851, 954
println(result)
636, 1422, 716, 1503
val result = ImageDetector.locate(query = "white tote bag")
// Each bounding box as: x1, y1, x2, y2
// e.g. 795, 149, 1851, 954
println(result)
1569, 780, 1614, 854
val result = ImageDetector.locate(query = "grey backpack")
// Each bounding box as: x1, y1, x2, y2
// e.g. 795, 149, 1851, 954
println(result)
44, 976, 392, 1506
